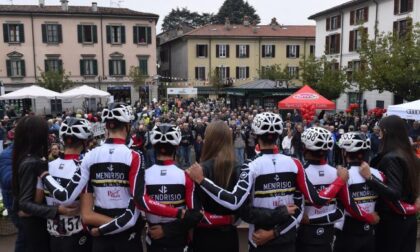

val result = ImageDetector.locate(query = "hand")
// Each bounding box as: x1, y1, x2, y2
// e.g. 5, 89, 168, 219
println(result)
337, 166, 349, 182
252, 229, 275, 246
58, 205, 79, 216
182, 209, 203, 228
359, 162, 372, 180
371, 212, 380, 225
149, 225, 165, 240
90, 228, 101, 237
286, 205, 298, 215
18, 211, 31, 217
185, 163, 205, 184
301, 214, 310, 224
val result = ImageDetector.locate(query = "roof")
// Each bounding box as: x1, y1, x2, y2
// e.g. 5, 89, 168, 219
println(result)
182, 24, 315, 38
0, 5, 159, 19
308, 0, 371, 19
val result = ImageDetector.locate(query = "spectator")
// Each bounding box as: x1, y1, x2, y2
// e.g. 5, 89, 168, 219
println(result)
291, 123, 304, 162
180, 123, 193, 167
48, 143, 61, 161
194, 135, 204, 162
233, 126, 246, 166
370, 125, 381, 158
281, 129, 293, 155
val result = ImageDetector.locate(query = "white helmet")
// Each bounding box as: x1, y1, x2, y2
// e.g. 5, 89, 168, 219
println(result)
59, 117, 91, 140
338, 132, 371, 152
102, 103, 134, 123
301, 127, 334, 151
252, 112, 283, 135
150, 124, 182, 146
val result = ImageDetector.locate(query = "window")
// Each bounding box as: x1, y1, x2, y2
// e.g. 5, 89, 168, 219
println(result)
107, 25, 126, 44
350, 7, 368, 25
133, 26, 152, 44
348, 92, 362, 105
216, 66, 230, 80
394, 19, 412, 38
394, 0, 413, 14
42, 24, 62, 43
3, 23, 24, 43
195, 67, 206, 80
109, 59, 126, 76
287, 67, 299, 78
262, 45, 275, 58
77, 25, 98, 44
80, 59, 98, 76
286, 45, 300, 58
44, 59, 62, 72
6, 59, 25, 77
196, 45, 208, 58
376, 100, 385, 109
236, 67, 249, 79
310, 45, 315, 56
139, 57, 148, 76
236, 45, 249, 58
349, 28, 367, 51
325, 34, 340, 54
346, 60, 361, 82
216, 44, 229, 58
326, 15, 341, 31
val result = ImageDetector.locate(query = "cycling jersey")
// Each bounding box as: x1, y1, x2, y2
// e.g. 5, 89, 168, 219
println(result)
198, 149, 345, 249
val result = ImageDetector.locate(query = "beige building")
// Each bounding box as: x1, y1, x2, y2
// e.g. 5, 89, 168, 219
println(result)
0, 2, 158, 112
158, 18, 315, 90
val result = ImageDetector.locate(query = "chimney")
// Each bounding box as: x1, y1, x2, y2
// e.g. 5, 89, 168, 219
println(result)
224, 17, 231, 30
176, 25, 184, 36
270, 17, 279, 30
39, 0, 45, 7
252, 20, 258, 33
60, 0, 69, 11
243, 16, 250, 27
92, 2, 98, 12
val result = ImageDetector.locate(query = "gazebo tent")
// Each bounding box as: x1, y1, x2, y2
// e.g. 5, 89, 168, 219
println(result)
0, 85, 60, 100
59, 85, 111, 99
387, 99, 420, 120
278, 85, 336, 110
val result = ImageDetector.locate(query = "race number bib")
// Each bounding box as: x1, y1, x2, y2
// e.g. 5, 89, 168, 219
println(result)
47, 216, 83, 236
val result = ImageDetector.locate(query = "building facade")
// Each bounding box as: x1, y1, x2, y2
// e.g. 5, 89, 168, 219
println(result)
309, 0, 419, 111
158, 18, 315, 91
0, 2, 158, 109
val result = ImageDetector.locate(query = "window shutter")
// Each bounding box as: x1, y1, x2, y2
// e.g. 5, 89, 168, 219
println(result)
42, 24, 47, 43
236, 45, 239, 58
350, 11, 355, 25
215, 67, 220, 78
246, 45, 250, 57
364, 7, 369, 21
325, 36, 330, 54
6, 60, 11, 76
106, 26, 111, 43
204, 45, 208, 57
216, 45, 220, 58
196, 45, 199, 57
349, 31, 355, 51
236, 67, 239, 79
195, 67, 199, 79
226, 67, 230, 78
296, 67, 300, 77
93, 60, 98, 75
80, 60, 84, 75
296, 46, 300, 58
109, 60, 114, 75
262, 45, 266, 57
19, 24, 24, 42
3, 24, 9, 42
286, 45, 290, 57
121, 26, 126, 44
326, 17, 330, 31
226, 45, 230, 58
272, 45, 276, 58
393, 21, 398, 35
408, 0, 413, 11
57, 25, 63, 43
336, 34, 341, 53
77, 25, 83, 43
133, 26, 138, 44
44, 60, 49, 71
121, 60, 126, 75
337, 15, 342, 28
92, 25, 98, 43
394, 0, 399, 14
147, 27, 152, 44
246, 67, 250, 78
58, 60, 63, 71
21, 60, 26, 76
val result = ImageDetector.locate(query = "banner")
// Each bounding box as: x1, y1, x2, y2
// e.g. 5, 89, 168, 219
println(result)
91, 122, 106, 137
167, 88, 198, 95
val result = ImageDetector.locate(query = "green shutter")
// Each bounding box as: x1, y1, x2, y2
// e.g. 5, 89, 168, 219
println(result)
109, 60, 114, 75
272, 45, 276, 57
19, 24, 24, 42
147, 27, 152, 44
106, 25, 111, 43
20, 60, 25, 76
58, 60, 63, 71
6, 60, 11, 76
42, 24, 47, 43
44, 59, 49, 72
93, 60, 98, 75
121, 26, 126, 44
3, 24, 9, 43
80, 59, 84, 76
57, 24, 63, 43
92, 25, 98, 43
140, 58, 148, 75
77, 25, 82, 43
121, 60, 126, 75
133, 26, 138, 44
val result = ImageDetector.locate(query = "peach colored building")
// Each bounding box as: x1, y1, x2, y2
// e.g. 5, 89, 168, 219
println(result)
0, 2, 158, 112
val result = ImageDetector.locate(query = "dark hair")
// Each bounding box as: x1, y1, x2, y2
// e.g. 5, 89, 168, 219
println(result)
379, 115, 420, 199
106, 119, 128, 131
258, 133, 278, 146
304, 149, 328, 161
62, 135, 84, 149
346, 150, 368, 162
154, 143, 177, 156
12, 116, 49, 196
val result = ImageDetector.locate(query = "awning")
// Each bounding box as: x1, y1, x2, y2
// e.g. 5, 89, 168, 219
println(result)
60, 85, 111, 99
278, 85, 336, 110
387, 99, 420, 120
0, 85, 60, 100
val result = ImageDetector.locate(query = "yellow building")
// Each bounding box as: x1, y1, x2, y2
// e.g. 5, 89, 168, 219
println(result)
158, 18, 315, 89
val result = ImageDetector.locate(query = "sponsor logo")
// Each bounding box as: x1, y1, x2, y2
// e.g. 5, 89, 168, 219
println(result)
79, 236, 87, 245
128, 232, 136, 241
159, 186, 168, 194
363, 184, 370, 191
107, 189, 121, 199
152, 193, 183, 202
161, 170, 167, 176
239, 172, 248, 180
364, 224, 370, 231
293, 93, 319, 100
316, 227, 325, 236
319, 171, 325, 177
274, 174, 280, 181
59, 164, 65, 170
263, 181, 292, 191
95, 172, 125, 180
109, 148, 115, 154
107, 164, 114, 172
406, 109, 420, 115
56, 178, 62, 185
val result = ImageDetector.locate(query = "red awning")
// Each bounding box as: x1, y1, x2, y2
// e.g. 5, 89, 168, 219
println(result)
278, 85, 336, 110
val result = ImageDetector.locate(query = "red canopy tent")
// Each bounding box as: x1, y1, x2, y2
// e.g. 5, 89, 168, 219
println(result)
278, 85, 336, 110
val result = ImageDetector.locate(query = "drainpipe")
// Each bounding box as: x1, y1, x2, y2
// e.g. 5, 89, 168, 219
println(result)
373, 0, 379, 42
31, 13, 36, 81
100, 14, 105, 87
339, 10, 344, 68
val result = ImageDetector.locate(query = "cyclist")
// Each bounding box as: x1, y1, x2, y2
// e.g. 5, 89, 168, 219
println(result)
187, 112, 349, 252
38, 117, 92, 252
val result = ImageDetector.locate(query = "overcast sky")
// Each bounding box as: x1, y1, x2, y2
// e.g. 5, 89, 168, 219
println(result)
5, 0, 348, 31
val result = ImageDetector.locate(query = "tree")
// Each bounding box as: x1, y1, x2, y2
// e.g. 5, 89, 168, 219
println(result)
258, 64, 291, 82
162, 7, 215, 32
355, 22, 420, 101
300, 56, 348, 100
215, 0, 260, 24
128, 66, 148, 90
37, 68, 73, 92
210, 68, 224, 96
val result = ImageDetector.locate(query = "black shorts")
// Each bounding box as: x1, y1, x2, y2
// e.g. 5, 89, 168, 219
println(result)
192, 226, 239, 252
91, 229, 143, 252
50, 232, 91, 252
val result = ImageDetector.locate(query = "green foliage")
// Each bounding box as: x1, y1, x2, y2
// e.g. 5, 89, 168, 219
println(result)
128, 66, 147, 90
36, 68, 73, 92
300, 56, 348, 100
210, 68, 224, 96
356, 22, 420, 101
215, 0, 260, 24
258, 64, 291, 81
162, 7, 215, 32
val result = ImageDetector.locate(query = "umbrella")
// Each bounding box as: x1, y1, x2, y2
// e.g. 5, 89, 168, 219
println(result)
0, 85, 60, 100
59, 85, 110, 99
387, 99, 420, 120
